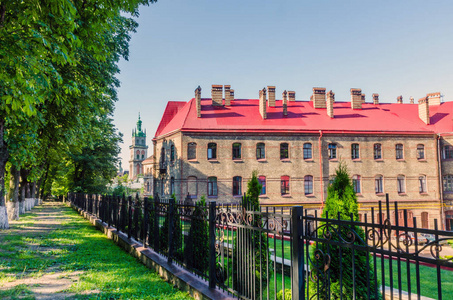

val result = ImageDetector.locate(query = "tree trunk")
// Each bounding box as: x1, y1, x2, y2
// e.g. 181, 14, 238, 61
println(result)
19, 168, 28, 212
7, 165, 20, 220
0, 117, 9, 228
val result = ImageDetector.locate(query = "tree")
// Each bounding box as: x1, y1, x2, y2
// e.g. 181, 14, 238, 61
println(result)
310, 162, 381, 299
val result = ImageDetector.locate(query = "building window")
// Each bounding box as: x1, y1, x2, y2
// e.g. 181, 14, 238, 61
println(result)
232, 143, 241, 160
396, 144, 404, 160
328, 143, 337, 159
304, 175, 313, 195
419, 175, 427, 193
233, 176, 242, 196
137, 150, 140, 160
374, 143, 382, 160
188, 143, 197, 160
417, 144, 425, 160
281, 176, 290, 195
351, 143, 360, 160
207, 143, 217, 160
443, 175, 453, 192
375, 175, 383, 194
170, 177, 175, 195
352, 175, 361, 193
170, 145, 175, 162
397, 175, 406, 194
280, 143, 289, 160
208, 177, 217, 197
187, 176, 197, 198
258, 176, 266, 195
395, 210, 414, 227
303, 143, 312, 160
443, 145, 453, 159
256, 143, 265, 160
421, 212, 429, 228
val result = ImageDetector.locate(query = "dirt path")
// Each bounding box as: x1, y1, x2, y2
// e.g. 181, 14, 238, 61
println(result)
0, 201, 82, 300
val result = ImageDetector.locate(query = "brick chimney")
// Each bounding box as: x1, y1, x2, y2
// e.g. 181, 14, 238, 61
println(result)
410, 96, 414, 104
211, 85, 223, 106
418, 97, 430, 125
361, 94, 366, 103
230, 89, 234, 102
327, 90, 335, 118
224, 85, 231, 106
288, 91, 296, 101
259, 88, 267, 119
427, 92, 441, 106
195, 85, 201, 118
282, 90, 288, 116
351, 88, 362, 109
397, 95, 403, 104
267, 86, 276, 107
312, 87, 326, 109
372, 93, 379, 105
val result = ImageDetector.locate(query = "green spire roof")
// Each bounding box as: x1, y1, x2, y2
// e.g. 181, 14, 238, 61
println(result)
133, 113, 146, 137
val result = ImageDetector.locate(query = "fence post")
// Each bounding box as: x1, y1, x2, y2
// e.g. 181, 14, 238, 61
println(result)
291, 206, 305, 300
128, 196, 132, 239
209, 201, 216, 289
154, 196, 160, 251
143, 197, 148, 247
168, 197, 175, 264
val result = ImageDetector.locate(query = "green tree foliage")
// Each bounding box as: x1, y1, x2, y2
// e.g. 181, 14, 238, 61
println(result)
233, 171, 271, 298
310, 162, 381, 299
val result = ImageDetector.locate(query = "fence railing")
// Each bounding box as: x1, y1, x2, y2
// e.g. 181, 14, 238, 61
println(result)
69, 193, 453, 300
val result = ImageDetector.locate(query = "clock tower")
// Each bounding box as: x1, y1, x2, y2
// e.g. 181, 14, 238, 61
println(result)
129, 114, 148, 178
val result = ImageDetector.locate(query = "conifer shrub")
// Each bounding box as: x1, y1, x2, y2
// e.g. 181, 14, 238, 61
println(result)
309, 162, 381, 299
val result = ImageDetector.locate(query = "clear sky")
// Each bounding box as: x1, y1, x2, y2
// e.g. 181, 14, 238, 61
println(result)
114, 0, 453, 171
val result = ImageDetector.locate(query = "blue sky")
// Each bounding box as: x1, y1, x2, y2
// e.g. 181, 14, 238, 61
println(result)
114, 1, 453, 170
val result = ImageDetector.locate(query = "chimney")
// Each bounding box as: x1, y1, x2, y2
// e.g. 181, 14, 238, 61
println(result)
372, 93, 379, 105
211, 84, 223, 106
351, 88, 362, 109
327, 90, 335, 118
230, 89, 234, 102
410, 96, 414, 104
224, 85, 231, 106
282, 90, 288, 116
195, 85, 202, 118
312, 87, 326, 108
427, 92, 441, 106
418, 97, 430, 125
267, 86, 276, 107
397, 95, 403, 104
259, 88, 267, 119
361, 94, 366, 103
288, 91, 296, 101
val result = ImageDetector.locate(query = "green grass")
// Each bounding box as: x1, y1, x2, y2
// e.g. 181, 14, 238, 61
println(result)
0, 284, 34, 300
0, 203, 192, 300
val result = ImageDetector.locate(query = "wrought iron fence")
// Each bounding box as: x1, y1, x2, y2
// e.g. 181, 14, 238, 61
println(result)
69, 193, 453, 300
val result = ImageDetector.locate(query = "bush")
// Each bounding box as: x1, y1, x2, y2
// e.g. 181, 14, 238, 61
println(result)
277, 289, 291, 300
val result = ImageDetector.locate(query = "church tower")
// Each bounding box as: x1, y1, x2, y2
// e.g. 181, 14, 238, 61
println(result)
129, 114, 148, 178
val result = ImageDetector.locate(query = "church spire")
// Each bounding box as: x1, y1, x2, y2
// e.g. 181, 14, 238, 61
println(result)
133, 113, 146, 137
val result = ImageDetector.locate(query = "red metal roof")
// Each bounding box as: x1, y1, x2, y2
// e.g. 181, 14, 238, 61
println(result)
154, 98, 453, 138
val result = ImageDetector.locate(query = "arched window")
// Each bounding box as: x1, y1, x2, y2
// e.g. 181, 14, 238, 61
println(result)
256, 143, 265, 160
233, 176, 242, 196
352, 175, 361, 193
395, 144, 404, 159
232, 143, 242, 160
281, 176, 290, 195
141, 150, 145, 160
161, 148, 166, 162
207, 143, 217, 160
137, 150, 140, 160
170, 177, 175, 195
328, 143, 337, 159
351, 144, 360, 160
304, 175, 313, 195
397, 175, 405, 194
258, 176, 266, 195
280, 143, 289, 160
170, 145, 175, 162
187, 176, 197, 198
443, 175, 453, 192
444, 145, 453, 159
374, 143, 382, 160
417, 144, 425, 160
421, 212, 429, 228
303, 143, 312, 160
208, 177, 217, 197
375, 175, 383, 194
188, 143, 197, 160
419, 175, 427, 193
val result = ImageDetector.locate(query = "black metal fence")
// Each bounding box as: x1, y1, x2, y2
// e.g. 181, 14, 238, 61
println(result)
69, 193, 453, 300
